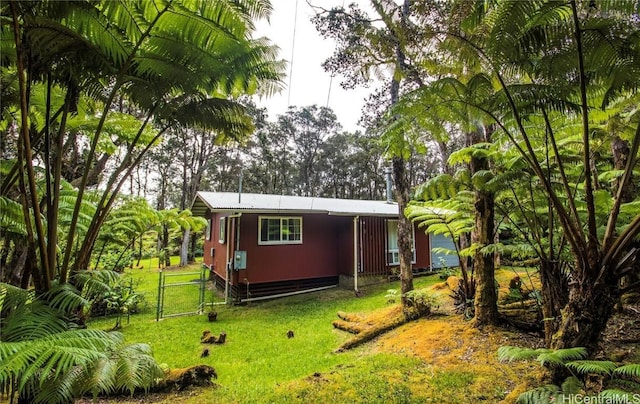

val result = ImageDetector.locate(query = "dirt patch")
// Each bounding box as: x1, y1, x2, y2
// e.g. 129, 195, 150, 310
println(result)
599, 304, 640, 362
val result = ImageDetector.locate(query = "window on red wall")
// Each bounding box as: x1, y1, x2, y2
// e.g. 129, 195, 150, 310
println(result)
205, 218, 212, 241
219, 217, 226, 244
387, 220, 416, 265
258, 216, 302, 245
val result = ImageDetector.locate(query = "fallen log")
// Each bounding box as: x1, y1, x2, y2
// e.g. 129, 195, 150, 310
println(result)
336, 311, 367, 323
332, 319, 365, 334
153, 365, 217, 392
498, 299, 537, 310
336, 310, 408, 352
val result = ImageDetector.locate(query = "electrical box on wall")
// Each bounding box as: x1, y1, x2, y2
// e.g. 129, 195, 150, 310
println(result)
234, 250, 247, 270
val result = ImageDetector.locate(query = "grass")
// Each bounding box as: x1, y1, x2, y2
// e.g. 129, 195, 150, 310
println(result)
88, 265, 537, 403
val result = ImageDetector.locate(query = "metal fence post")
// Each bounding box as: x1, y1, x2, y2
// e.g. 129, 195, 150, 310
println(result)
156, 270, 163, 321
199, 266, 206, 314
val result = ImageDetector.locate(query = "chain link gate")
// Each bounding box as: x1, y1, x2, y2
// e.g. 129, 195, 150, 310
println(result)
156, 267, 206, 321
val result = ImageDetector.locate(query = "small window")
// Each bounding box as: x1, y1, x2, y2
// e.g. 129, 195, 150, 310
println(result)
258, 216, 302, 245
205, 219, 212, 241
219, 217, 226, 244
387, 220, 416, 265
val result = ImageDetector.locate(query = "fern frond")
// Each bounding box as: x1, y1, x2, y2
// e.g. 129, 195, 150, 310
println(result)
497, 346, 550, 362
0, 196, 27, 235
0, 301, 68, 342
516, 384, 561, 404
560, 376, 583, 395
566, 360, 618, 375
42, 283, 90, 315
0, 283, 33, 314
74, 269, 122, 301
112, 342, 163, 395
0, 329, 118, 384
537, 347, 588, 366
613, 364, 640, 379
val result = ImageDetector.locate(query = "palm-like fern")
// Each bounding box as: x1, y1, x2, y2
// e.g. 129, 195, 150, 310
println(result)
0, 282, 163, 403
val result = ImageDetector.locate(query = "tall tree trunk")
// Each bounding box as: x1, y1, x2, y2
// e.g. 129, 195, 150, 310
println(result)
392, 156, 415, 313
539, 260, 568, 346
163, 225, 171, 268
386, 0, 415, 315
470, 127, 498, 327
550, 265, 617, 352
189, 234, 197, 263
611, 136, 636, 203
472, 190, 497, 326
11, 1, 50, 291
180, 229, 190, 267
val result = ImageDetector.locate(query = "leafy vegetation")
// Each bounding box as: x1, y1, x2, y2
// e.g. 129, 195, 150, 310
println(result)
499, 346, 640, 403
0, 281, 163, 403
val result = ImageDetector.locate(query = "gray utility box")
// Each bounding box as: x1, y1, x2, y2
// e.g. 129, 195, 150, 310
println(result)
234, 250, 247, 270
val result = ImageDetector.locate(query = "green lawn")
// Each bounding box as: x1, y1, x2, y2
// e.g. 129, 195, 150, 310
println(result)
88, 266, 441, 403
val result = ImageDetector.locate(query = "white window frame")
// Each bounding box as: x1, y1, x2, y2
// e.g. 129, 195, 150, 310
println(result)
258, 216, 303, 245
387, 220, 416, 265
219, 217, 226, 244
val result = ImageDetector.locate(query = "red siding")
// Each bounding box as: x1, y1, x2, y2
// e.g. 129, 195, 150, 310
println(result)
414, 227, 431, 269
203, 212, 234, 283
359, 216, 387, 275
234, 214, 348, 284
336, 217, 355, 276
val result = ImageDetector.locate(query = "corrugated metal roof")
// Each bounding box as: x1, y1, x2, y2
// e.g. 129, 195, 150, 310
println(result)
191, 192, 402, 217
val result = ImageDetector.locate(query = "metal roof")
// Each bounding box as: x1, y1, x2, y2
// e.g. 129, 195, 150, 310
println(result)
191, 192, 402, 217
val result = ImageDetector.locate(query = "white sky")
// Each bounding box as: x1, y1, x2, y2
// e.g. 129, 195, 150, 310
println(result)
253, 0, 374, 133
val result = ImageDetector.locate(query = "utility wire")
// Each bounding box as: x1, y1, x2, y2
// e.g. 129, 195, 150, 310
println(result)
325, 0, 345, 108
287, 0, 300, 106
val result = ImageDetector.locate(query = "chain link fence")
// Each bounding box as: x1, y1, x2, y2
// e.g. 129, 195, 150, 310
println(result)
155, 267, 206, 320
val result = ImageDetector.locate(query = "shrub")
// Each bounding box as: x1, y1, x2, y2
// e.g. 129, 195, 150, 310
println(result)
403, 289, 439, 319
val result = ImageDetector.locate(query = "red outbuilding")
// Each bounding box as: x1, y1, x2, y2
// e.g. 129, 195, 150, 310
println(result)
192, 192, 456, 303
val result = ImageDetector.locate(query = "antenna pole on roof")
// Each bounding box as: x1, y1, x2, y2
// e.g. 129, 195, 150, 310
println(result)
238, 168, 243, 204
384, 166, 393, 204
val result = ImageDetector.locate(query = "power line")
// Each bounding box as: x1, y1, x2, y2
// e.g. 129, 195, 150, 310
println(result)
325, 0, 345, 109
287, 0, 300, 106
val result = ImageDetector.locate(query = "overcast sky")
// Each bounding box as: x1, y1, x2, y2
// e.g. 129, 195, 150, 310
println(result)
253, 1, 376, 133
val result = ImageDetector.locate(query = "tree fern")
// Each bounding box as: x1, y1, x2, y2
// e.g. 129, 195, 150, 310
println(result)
74, 269, 122, 303
0, 301, 68, 342
111, 342, 163, 395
